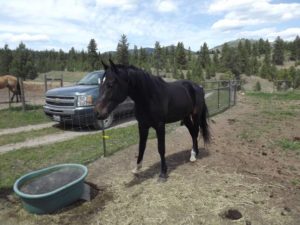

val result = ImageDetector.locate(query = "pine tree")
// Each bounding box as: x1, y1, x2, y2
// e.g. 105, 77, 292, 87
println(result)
213, 51, 219, 67
220, 43, 231, 71
116, 34, 129, 65
153, 41, 162, 76
0, 44, 13, 74
132, 45, 139, 66
87, 39, 99, 70
291, 36, 300, 61
139, 47, 148, 68
175, 42, 187, 70
272, 36, 284, 65
199, 42, 210, 69
265, 40, 271, 56
191, 59, 204, 84
237, 41, 250, 75
188, 46, 192, 62
252, 42, 259, 57
10, 42, 38, 80
258, 38, 265, 55
67, 47, 77, 71
250, 56, 260, 75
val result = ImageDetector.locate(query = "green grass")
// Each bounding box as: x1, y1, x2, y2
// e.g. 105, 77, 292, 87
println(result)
35, 71, 87, 83
277, 139, 300, 151
261, 110, 297, 119
0, 105, 50, 129
246, 90, 300, 100
0, 123, 178, 189
0, 127, 62, 146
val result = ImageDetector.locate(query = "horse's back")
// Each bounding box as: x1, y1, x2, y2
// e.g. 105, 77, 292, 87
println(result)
0, 75, 18, 89
164, 81, 194, 122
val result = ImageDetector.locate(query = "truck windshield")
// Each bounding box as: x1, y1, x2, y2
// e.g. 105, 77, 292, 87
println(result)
77, 72, 101, 85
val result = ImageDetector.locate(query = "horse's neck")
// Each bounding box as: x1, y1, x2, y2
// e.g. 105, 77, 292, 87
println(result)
127, 71, 156, 105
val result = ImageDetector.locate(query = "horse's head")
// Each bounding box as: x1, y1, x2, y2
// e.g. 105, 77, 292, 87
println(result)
95, 59, 129, 119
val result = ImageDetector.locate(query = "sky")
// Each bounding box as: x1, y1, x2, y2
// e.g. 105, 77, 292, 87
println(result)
0, 0, 299, 52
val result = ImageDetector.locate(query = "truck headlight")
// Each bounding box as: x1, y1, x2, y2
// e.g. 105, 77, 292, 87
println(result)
77, 95, 93, 107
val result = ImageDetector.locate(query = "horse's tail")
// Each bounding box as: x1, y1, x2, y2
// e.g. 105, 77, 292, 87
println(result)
199, 98, 211, 144
193, 84, 211, 144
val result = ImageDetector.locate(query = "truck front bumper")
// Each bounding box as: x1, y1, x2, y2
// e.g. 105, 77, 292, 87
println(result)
43, 105, 96, 126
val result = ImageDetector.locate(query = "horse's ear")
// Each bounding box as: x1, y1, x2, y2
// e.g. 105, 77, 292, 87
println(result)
109, 59, 118, 72
102, 60, 108, 70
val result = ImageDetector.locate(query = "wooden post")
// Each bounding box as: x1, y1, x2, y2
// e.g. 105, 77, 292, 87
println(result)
8, 89, 11, 109
60, 74, 63, 87
228, 80, 231, 108
19, 77, 26, 111
44, 74, 47, 92
217, 81, 220, 109
101, 121, 106, 157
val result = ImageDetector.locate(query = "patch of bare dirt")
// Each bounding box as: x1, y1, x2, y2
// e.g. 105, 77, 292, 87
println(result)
1, 94, 300, 225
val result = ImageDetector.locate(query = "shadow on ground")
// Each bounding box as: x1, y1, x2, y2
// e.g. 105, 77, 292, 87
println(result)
125, 148, 209, 187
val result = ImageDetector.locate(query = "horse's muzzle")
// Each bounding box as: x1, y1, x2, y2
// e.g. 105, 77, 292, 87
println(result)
94, 101, 109, 119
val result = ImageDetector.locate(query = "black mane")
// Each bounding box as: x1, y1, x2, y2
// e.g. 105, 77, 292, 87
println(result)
115, 64, 166, 103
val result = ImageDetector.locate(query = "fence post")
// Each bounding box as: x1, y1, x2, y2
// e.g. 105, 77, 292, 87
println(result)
19, 77, 26, 111
44, 74, 47, 92
8, 89, 11, 109
234, 81, 237, 105
61, 74, 63, 87
228, 80, 231, 108
217, 81, 220, 109
101, 121, 107, 157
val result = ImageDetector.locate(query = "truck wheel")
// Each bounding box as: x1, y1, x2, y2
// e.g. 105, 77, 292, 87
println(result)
94, 113, 114, 130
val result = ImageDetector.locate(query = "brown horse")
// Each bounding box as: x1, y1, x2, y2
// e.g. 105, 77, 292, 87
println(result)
0, 75, 21, 102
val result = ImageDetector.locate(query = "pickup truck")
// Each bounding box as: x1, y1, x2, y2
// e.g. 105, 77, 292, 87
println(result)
43, 70, 134, 129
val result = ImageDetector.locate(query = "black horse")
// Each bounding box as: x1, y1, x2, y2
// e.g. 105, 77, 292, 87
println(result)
95, 60, 210, 181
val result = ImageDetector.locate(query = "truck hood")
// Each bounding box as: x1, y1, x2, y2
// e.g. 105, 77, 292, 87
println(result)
46, 85, 98, 97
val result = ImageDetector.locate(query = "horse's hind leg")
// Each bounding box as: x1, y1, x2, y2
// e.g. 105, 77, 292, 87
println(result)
155, 123, 167, 181
132, 123, 149, 174
183, 116, 199, 162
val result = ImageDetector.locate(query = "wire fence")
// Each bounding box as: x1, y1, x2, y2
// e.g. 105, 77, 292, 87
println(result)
203, 80, 240, 117
0, 75, 240, 131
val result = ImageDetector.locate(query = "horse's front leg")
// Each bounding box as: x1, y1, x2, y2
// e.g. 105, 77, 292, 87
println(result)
132, 123, 149, 174
155, 123, 167, 181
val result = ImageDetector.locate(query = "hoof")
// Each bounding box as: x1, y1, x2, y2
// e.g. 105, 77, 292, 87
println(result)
131, 163, 142, 174
190, 156, 197, 162
158, 173, 167, 182
131, 168, 139, 174
190, 149, 197, 162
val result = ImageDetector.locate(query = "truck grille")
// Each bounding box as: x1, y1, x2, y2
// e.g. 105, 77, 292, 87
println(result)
45, 96, 75, 107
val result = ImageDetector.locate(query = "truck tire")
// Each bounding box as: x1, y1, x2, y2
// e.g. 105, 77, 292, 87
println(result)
93, 113, 114, 130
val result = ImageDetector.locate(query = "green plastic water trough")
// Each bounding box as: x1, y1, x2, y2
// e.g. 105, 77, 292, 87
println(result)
13, 163, 88, 214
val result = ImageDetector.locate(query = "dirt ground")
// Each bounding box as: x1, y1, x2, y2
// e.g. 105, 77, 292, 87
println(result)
1, 93, 300, 225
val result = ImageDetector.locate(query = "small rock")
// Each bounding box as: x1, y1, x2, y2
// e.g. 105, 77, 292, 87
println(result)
262, 152, 267, 156
221, 209, 243, 220
284, 206, 291, 212
281, 211, 287, 216
245, 220, 252, 225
